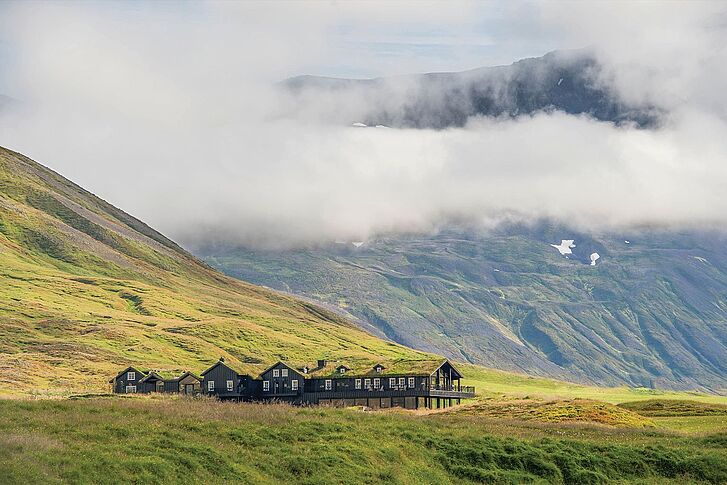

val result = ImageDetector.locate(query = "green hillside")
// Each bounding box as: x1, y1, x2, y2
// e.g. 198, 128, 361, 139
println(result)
197, 228, 727, 392
2, 145, 725, 409
0, 146, 438, 396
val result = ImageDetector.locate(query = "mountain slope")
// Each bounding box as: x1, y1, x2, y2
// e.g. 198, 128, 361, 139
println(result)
281, 49, 660, 129
197, 224, 727, 392
0, 146, 440, 396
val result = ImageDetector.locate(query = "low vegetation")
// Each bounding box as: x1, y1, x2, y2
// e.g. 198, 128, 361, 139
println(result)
619, 399, 727, 417
447, 398, 655, 428
1, 397, 727, 485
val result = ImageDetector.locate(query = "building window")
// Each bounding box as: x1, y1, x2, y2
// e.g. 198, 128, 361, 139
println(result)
263, 380, 270, 391
281, 369, 288, 377
207, 380, 215, 392
408, 377, 415, 388
399, 377, 406, 388
389, 378, 396, 388
325, 379, 332, 390
339, 367, 346, 374
364, 378, 371, 389
127, 371, 135, 381
273, 369, 280, 378
226, 380, 234, 391
373, 378, 380, 389
375, 366, 382, 373
125, 385, 136, 393
355, 379, 362, 389
292, 380, 299, 391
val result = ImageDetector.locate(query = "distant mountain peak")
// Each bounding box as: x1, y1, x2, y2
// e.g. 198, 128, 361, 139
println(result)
281, 48, 661, 129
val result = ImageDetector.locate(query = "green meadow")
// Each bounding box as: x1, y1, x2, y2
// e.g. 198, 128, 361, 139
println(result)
1, 396, 726, 485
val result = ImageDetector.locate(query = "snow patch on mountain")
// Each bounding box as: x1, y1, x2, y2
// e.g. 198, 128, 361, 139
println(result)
551, 240, 575, 255
590, 253, 600, 266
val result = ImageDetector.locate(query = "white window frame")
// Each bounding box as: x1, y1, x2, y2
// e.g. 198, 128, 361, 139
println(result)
373, 378, 380, 389
355, 379, 362, 389
226, 380, 234, 391
207, 380, 215, 392
325, 379, 332, 390
291, 379, 299, 391
399, 377, 406, 388
273, 369, 280, 378
389, 378, 396, 388
125, 385, 136, 393
263, 380, 270, 391
281, 368, 288, 377
339, 367, 346, 374
408, 377, 415, 388
127, 371, 135, 381
375, 366, 382, 373
364, 378, 371, 389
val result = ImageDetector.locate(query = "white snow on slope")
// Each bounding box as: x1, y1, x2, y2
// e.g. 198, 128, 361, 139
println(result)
551, 240, 575, 255
352, 241, 364, 248
590, 253, 600, 266
352, 122, 367, 127
557, 78, 563, 86
624, 240, 631, 244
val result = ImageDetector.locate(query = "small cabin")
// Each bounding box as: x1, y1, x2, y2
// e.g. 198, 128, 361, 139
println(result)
164, 372, 202, 395
109, 366, 146, 394
137, 371, 166, 393
200, 359, 251, 399
258, 361, 304, 401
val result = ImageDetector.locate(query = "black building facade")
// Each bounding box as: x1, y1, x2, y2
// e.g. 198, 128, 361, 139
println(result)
112, 358, 475, 409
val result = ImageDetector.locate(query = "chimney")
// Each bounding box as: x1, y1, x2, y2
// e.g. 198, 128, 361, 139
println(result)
219, 356, 225, 363
317, 359, 327, 369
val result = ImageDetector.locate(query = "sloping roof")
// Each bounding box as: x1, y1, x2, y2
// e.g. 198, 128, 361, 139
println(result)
257, 361, 303, 379
301, 358, 451, 379
138, 371, 165, 383
172, 371, 202, 382
200, 360, 244, 376
108, 366, 147, 383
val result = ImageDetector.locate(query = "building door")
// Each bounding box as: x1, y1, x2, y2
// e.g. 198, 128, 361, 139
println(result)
185, 384, 195, 395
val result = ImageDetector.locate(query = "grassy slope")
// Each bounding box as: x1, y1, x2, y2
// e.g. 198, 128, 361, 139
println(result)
0, 146, 436, 396
1, 397, 726, 485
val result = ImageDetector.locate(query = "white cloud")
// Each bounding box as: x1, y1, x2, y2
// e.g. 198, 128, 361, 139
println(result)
0, 1, 726, 248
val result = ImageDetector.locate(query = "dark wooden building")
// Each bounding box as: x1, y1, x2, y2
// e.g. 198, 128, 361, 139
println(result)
112, 357, 474, 409
258, 361, 305, 402
164, 372, 202, 395
109, 366, 146, 394
109, 367, 201, 395
199, 358, 254, 399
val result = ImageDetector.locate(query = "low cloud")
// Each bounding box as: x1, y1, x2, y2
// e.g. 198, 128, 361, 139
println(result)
0, 1, 726, 249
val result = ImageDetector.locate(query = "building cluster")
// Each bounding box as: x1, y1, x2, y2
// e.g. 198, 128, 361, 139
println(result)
110, 358, 475, 409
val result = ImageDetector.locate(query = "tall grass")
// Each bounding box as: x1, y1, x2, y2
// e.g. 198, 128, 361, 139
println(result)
1, 397, 725, 484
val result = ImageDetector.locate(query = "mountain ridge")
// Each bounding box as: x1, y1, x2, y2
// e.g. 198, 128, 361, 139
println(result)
281, 48, 661, 128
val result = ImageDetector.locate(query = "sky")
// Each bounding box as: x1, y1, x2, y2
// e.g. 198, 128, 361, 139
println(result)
1, 1, 726, 248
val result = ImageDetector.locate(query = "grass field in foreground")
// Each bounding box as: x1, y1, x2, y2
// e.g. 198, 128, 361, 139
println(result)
1, 396, 726, 485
